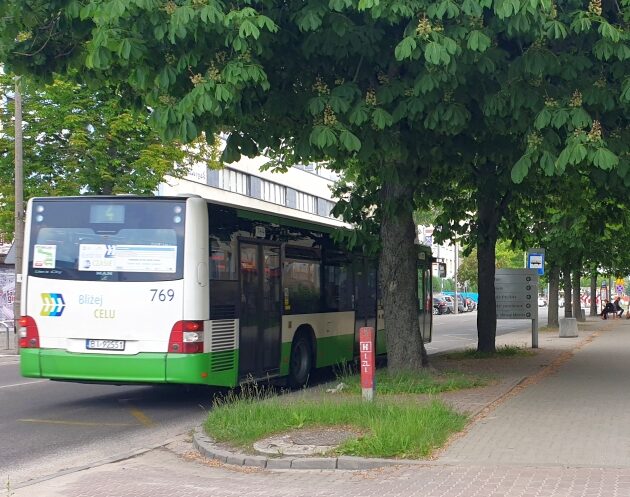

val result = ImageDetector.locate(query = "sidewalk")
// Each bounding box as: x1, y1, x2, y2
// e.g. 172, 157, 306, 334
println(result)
9, 316, 630, 497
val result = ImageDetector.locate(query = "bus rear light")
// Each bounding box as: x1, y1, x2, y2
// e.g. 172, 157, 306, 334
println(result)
168, 321, 204, 354
18, 316, 40, 349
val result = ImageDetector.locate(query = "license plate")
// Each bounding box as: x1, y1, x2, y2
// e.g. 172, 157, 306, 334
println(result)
86, 339, 125, 351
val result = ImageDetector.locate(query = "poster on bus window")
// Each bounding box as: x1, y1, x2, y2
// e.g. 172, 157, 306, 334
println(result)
78, 244, 177, 273
33, 244, 57, 269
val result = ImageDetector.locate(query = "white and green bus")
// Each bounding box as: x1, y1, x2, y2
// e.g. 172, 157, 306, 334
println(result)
19, 194, 433, 387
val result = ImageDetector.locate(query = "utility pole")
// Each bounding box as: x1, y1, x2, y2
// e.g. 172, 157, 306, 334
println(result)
454, 240, 458, 315
13, 76, 24, 330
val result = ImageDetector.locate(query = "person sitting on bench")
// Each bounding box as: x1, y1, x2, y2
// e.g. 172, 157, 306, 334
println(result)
601, 300, 615, 319
613, 296, 624, 318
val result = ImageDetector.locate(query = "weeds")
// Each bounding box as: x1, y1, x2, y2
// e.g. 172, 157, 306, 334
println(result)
335, 364, 490, 395
445, 344, 535, 360
204, 393, 466, 459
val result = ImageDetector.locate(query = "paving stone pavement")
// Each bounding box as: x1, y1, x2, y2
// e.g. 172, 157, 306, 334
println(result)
10, 316, 630, 497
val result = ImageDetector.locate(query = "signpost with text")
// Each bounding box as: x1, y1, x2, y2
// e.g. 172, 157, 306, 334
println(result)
495, 269, 539, 348
359, 327, 375, 401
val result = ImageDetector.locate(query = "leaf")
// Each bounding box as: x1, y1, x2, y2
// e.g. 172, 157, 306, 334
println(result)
546, 20, 567, 40
307, 96, 326, 115
511, 154, 531, 183
467, 30, 491, 52
592, 148, 619, 170
540, 151, 555, 175
296, 9, 323, 31
358, 0, 376, 10
621, 79, 630, 104
309, 125, 337, 148
199, 4, 223, 24
551, 109, 569, 129
215, 84, 232, 102
534, 108, 551, 129
599, 22, 620, 43
394, 36, 417, 61
568, 143, 587, 165
118, 39, 132, 60
570, 108, 591, 129
372, 108, 393, 129
239, 19, 260, 39
348, 104, 369, 125
593, 40, 614, 61
425, 42, 449, 65
339, 129, 361, 152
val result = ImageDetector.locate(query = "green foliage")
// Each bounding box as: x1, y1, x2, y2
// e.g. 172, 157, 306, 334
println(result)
1, 0, 628, 357
0, 73, 220, 238
336, 368, 491, 394
446, 345, 535, 360
205, 392, 467, 458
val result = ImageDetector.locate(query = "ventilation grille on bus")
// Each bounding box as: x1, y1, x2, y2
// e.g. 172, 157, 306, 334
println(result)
210, 305, 236, 320
209, 319, 238, 372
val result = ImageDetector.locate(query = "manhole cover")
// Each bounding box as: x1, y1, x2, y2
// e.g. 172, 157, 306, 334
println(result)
253, 427, 358, 457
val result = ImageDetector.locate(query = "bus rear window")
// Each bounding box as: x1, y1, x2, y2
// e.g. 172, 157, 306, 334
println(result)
28, 199, 185, 282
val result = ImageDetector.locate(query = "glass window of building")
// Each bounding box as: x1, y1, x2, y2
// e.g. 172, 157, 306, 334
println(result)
261, 180, 286, 205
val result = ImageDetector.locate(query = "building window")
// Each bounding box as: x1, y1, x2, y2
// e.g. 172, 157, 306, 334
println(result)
218, 169, 248, 195
261, 180, 286, 205
296, 192, 317, 214
317, 199, 337, 218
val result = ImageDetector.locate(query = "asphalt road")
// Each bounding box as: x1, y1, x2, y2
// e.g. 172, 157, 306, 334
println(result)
0, 308, 550, 486
426, 306, 551, 354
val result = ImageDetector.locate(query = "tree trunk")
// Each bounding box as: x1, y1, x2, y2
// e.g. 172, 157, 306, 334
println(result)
379, 179, 428, 371
475, 164, 500, 354
572, 268, 583, 321
563, 267, 573, 318
547, 265, 560, 327
590, 272, 598, 316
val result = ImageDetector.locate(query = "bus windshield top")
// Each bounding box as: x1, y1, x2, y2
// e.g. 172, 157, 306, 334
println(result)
27, 198, 186, 282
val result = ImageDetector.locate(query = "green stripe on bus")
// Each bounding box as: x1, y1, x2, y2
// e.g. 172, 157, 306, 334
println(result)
20, 349, 240, 387
20, 349, 41, 378
279, 334, 355, 377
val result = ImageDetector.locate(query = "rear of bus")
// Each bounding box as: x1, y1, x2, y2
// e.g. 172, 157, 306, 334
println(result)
19, 196, 210, 384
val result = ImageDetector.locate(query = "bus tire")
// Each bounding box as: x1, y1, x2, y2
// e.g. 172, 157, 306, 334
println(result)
288, 333, 313, 389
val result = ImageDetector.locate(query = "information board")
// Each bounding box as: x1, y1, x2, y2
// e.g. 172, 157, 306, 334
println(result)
495, 268, 539, 347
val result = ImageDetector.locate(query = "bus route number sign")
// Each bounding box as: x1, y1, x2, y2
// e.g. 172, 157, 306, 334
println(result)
359, 327, 375, 401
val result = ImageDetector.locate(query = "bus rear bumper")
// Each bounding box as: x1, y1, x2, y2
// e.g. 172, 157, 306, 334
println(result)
19, 349, 227, 385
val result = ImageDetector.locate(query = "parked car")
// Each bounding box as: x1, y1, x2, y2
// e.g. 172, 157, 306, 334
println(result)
538, 296, 547, 307
442, 294, 466, 313
432, 295, 449, 315
465, 297, 477, 311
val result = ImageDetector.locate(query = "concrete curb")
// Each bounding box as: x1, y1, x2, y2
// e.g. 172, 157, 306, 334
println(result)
192, 427, 419, 471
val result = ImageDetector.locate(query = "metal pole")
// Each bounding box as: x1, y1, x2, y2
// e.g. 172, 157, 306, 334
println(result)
453, 240, 458, 314
13, 77, 24, 333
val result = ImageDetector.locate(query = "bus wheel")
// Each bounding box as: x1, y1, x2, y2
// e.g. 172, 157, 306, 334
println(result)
288, 334, 313, 389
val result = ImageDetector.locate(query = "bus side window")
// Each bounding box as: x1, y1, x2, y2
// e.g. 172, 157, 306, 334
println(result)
324, 264, 352, 312
210, 239, 237, 280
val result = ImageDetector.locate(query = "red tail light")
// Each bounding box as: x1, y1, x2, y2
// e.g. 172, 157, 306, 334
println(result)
19, 316, 40, 349
168, 321, 204, 354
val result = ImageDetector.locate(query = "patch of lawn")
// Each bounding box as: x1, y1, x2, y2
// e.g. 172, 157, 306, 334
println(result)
336, 369, 491, 395
204, 393, 467, 459
445, 344, 535, 360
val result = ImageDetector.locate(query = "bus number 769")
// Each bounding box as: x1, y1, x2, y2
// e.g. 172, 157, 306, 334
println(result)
150, 289, 175, 302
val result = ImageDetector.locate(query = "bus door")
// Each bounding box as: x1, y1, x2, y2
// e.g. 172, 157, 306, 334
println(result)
353, 257, 377, 355
238, 242, 281, 378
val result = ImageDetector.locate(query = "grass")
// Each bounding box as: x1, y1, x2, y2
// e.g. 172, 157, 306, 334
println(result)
445, 344, 535, 360
204, 390, 467, 459
336, 368, 491, 395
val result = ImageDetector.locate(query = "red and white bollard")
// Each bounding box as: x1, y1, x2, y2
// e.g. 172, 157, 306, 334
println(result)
359, 327, 375, 402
